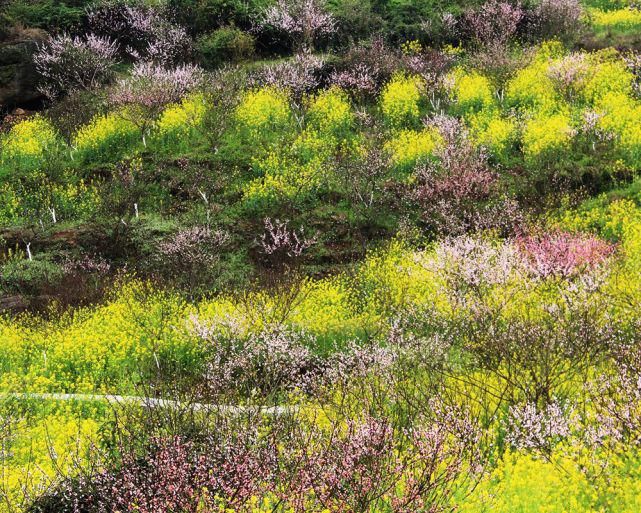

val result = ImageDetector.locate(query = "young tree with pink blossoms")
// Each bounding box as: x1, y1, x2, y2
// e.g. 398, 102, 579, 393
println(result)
34, 33, 120, 100
412, 116, 522, 236
108, 61, 204, 145
532, 0, 583, 43
464, 0, 523, 48
261, 0, 336, 52
253, 52, 325, 103
87, 2, 192, 65
505, 401, 574, 453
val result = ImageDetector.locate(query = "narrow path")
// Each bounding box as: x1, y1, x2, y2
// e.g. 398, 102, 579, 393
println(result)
0, 393, 294, 414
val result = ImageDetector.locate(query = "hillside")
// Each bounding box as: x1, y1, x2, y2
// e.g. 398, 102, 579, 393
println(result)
3, 0, 641, 511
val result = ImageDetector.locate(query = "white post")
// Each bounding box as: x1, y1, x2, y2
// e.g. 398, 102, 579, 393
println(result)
198, 189, 210, 226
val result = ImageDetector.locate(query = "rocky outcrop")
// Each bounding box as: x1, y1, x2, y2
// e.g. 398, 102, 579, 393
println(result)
0, 294, 28, 313
0, 39, 44, 109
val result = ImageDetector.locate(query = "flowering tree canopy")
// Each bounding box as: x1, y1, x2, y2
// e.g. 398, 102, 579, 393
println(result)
34, 33, 119, 100
261, 0, 336, 51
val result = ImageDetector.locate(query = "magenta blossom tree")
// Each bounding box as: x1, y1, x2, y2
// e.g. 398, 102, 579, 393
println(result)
516, 230, 616, 279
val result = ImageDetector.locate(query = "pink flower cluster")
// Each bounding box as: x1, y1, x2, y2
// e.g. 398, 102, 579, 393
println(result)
254, 52, 325, 101
330, 64, 379, 99
159, 226, 229, 259
432, 235, 522, 292
533, 0, 583, 40
260, 218, 317, 259
44, 402, 480, 513
262, 0, 336, 51
505, 401, 573, 451
516, 230, 616, 279
88, 3, 191, 65
590, 344, 641, 446
190, 320, 319, 396
109, 61, 204, 110
464, 0, 523, 47
62, 254, 111, 275
87, 435, 273, 513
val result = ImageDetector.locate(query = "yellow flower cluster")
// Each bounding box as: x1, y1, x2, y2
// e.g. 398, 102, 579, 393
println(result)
449, 43, 641, 169
581, 56, 634, 104
156, 93, 208, 142
243, 148, 325, 207
1, 116, 60, 173
401, 39, 423, 56
507, 59, 559, 112
447, 69, 495, 113
522, 112, 575, 160
596, 92, 641, 166
380, 73, 424, 128
2, 407, 102, 511
468, 110, 517, 159
73, 112, 139, 163
306, 87, 353, 136
384, 128, 442, 172
589, 7, 641, 36
235, 86, 292, 135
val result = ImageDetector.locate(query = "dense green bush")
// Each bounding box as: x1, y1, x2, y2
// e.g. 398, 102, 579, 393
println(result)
327, 0, 384, 45
1, 256, 64, 295
196, 26, 256, 68
1, 0, 92, 31
168, 0, 272, 34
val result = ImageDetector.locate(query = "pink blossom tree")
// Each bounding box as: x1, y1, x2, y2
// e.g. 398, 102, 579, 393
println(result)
261, 0, 336, 52
464, 0, 524, 47
108, 61, 204, 145
34, 33, 119, 99
516, 230, 616, 279
87, 2, 192, 65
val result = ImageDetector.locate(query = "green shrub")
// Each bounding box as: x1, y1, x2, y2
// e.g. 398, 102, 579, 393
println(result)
1, 256, 64, 296
196, 26, 256, 68
1, 0, 91, 31
168, 0, 271, 34
327, 0, 383, 45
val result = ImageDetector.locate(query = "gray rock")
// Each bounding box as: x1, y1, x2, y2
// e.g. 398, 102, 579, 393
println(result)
0, 39, 44, 109
0, 294, 27, 313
